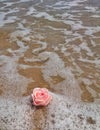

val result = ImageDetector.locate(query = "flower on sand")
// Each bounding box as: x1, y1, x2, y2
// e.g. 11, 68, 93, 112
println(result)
31, 88, 52, 106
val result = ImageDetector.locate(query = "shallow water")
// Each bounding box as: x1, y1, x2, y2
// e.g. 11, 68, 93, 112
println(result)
0, 0, 100, 130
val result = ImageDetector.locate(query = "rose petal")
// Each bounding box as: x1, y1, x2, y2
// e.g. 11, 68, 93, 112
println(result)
43, 95, 52, 106
31, 87, 52, 106
34, 94, 52, 106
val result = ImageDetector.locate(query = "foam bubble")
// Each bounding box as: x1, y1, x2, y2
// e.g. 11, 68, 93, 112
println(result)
39, 93, 100, 130
0, 97, 35, 130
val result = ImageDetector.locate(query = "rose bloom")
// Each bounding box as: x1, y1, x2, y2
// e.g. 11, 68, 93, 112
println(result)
31, 88, 52, 106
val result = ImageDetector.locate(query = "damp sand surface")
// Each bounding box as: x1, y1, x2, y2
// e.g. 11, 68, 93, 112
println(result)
0, 0, 100, 130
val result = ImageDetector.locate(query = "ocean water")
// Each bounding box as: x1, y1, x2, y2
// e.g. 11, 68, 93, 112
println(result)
0, 0, 100, 130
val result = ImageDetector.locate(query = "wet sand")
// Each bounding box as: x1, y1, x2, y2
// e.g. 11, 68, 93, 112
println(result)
0, 0, 100, 130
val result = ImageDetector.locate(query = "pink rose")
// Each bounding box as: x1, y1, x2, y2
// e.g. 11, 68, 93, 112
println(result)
31, 88, 52, 106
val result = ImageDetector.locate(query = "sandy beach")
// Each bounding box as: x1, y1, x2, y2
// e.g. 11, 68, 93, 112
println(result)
0, 0, 100, 130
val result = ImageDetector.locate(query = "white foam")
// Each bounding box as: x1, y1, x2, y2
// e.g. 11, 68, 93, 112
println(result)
85, 6, 98, 12
19, 0, 33, 2
0, 8, 19, 27
0, 13, 5, 27
90, 40, 96, 47
79, 42, 94, 57
0, 55, 33, 97
32, 41, 47, 55
10, 28, 31, 42
85, 26, 100, 36
33, 12, 56, 21
0, 97, 35, 130
40, 0, 43, 3
53, 0, 87, 10
4, 2, 14, 6
35, 52, 81, 101
26, 7, 36, 15
42, 93, 100, 130
9, 28, 30, 57
91, 15, 100, 18
79, 58, 100, 66
0, 93, 100, 130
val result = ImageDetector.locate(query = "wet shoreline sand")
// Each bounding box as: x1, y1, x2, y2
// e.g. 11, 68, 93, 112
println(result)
0, 0, 100, 130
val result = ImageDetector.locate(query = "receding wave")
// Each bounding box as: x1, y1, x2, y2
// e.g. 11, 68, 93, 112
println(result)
0, 0, 100, 130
